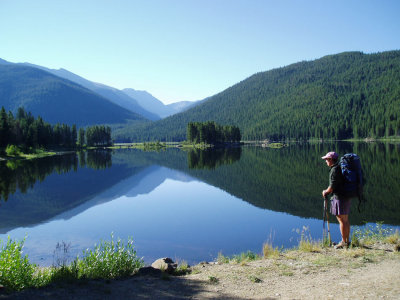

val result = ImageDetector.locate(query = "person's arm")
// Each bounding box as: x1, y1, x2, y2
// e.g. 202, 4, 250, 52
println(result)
322, 186, 333, 197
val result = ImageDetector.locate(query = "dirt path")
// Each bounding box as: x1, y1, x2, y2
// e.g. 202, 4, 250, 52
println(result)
2, 246, 399, 299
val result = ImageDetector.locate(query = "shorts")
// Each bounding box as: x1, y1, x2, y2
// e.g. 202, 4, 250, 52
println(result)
330, 195, 351, 216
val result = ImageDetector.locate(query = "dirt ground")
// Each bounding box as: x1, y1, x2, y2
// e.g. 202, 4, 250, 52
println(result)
1, 244, 399, 300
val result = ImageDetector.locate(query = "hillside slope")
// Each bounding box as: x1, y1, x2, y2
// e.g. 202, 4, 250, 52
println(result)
0, 64, 146, 127
115, 51, 400, 141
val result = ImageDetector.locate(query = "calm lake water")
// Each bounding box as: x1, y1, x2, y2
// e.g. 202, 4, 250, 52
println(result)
0, 143, 399, 266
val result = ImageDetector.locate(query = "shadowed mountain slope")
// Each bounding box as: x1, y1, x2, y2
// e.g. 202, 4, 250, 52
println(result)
0, 64, 147, 126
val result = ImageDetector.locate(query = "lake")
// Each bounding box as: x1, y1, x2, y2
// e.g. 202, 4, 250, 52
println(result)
0, 142, 399, 266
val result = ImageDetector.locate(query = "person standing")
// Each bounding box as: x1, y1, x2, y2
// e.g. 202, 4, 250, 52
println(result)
321, 151, 351, 249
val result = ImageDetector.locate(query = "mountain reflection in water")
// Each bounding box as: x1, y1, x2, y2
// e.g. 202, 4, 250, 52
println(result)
0, 143, 399, 265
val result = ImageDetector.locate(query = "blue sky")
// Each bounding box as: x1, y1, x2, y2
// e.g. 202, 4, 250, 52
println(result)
1, 0, 399, 104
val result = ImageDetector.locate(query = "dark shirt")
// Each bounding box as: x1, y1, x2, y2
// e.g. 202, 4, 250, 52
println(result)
329, 162, 344, 197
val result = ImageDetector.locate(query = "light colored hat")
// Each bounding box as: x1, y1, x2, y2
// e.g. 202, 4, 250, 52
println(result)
321, 151, 338, 160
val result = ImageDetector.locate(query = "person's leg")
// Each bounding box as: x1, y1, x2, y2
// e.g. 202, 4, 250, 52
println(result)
336, 214, 350, 244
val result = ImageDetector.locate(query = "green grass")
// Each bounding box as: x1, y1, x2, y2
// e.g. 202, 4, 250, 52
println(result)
217, 250, 261, 264
3, 145, 56, 160
173, 260, 191, 276
208, 276, 219, 284
351, 222, 400, 247
249, 275, 262, 283
0, 234, 144, 292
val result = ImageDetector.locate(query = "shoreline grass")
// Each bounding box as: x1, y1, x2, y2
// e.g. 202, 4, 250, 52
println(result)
1, 224, 399, 293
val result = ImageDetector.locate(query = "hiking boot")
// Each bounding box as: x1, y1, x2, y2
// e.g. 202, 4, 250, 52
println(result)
334, 241, 349, 249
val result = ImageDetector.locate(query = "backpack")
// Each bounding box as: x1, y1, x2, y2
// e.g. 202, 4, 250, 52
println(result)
339, 153, 364, 211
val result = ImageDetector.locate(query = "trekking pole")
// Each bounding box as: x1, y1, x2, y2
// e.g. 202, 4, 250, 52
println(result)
324, 195, 331, 246
322, 196, 327, 242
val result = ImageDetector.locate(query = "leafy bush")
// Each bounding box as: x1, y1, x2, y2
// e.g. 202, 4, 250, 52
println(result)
75, 234, 143, 279
0, 234, 143, 292
0, 237, 37, 291
5, 144, 21, 156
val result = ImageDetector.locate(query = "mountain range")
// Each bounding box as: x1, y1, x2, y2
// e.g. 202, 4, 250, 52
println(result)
122, 88, 199, 118
1, 50, 400, 141
0, 58, 199, 124
0, 63, 146, 126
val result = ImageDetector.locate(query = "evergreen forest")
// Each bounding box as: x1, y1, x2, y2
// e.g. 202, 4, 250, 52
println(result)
112, 51, 400, 142
0, 107, 112, 151
186, 121, 241, 144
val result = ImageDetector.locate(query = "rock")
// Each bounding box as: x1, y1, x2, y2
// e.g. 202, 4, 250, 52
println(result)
151, 258, 177, 274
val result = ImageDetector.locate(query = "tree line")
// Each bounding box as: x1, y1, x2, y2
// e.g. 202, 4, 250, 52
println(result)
0, 107, 112, 150
186, 121, 241, 144
112, 51, 400, 142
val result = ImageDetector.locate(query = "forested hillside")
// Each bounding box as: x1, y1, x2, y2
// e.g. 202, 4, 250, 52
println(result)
0, 64, 147, 127
113, 51, 400, 142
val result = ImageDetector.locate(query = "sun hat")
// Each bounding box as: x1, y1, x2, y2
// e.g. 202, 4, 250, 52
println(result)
321, 151, 338, 160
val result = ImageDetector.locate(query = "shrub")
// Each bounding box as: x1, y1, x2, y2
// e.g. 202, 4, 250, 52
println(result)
5, 144, 21, 156
0, 237, 37, 291
75, 234, 144, 279
0, 235, 144, 292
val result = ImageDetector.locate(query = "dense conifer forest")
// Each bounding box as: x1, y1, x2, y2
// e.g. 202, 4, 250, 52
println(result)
113, 51, 400, 142
0, 107, 112, 151
186, 121, 241, 144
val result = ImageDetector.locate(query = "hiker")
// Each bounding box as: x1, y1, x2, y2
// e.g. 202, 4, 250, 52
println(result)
321, 151, 350, 249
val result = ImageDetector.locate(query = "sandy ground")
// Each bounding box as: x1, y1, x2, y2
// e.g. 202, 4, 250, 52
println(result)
1, 244, 399, 300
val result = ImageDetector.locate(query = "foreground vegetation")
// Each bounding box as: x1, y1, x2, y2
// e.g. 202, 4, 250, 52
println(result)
216, 223, 399, 266
1, 224, 398, 294
0, 235, 143, 292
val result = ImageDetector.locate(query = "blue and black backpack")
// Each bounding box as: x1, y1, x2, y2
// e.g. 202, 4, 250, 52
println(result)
339, 153, 364, 211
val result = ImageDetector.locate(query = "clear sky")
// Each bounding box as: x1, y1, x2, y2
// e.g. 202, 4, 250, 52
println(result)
1, 0, 399, 104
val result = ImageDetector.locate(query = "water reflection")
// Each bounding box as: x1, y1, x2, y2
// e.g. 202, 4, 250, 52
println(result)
187, 147, 241, 169
0, 143, 399, 266
0, 150, 112, 202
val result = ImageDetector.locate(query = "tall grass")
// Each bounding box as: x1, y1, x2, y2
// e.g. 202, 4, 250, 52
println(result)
297, 226, 323, 252
262, 242, 280, 258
